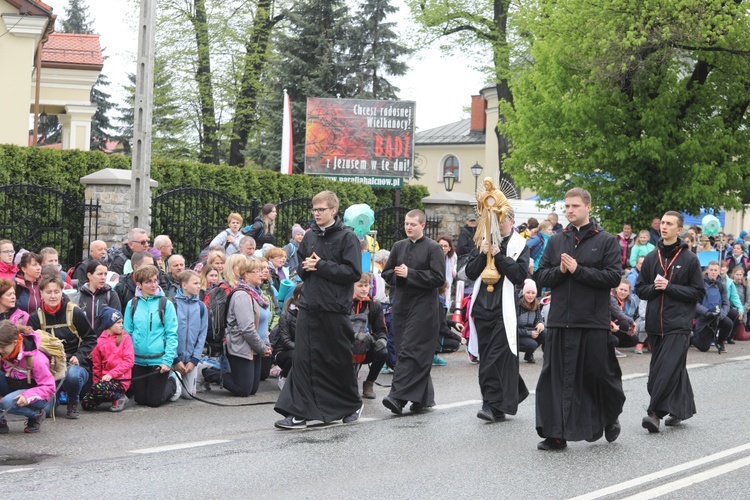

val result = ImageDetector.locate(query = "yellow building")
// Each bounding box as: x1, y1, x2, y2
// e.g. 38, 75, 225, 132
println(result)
0, 0, 103, 150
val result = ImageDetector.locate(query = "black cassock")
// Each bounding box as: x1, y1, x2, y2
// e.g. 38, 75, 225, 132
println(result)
382, 236, 445, 406
274, 217, 362, 423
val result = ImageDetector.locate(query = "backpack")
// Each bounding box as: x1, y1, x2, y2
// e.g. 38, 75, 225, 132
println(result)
350, 303, 372, 364
37, 302, 82, 347
204, 281, 233, 348
130, 296, 170, 326
27, 331, 67, 382
703, 281, 724, 313
528, 234, 545, 261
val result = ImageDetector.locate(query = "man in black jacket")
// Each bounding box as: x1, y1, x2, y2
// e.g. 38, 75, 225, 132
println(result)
456, 214, 478, 257
535, 188, 625, 450
274, 191, 363, 429
636, 211, 705, 433
109, 228, 149, 275
114, 251, 154, 311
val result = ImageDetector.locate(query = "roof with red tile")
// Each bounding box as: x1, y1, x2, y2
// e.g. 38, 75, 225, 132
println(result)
41, 33, 103, 71
5, 0, 54, 16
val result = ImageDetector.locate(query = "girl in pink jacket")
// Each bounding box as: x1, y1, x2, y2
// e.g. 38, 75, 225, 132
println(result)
82, 307, 134, 412
0, 321, 55, 433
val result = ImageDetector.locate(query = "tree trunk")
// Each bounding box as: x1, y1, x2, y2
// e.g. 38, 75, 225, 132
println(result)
493, 0, 517, 196
191, 0, 219, 164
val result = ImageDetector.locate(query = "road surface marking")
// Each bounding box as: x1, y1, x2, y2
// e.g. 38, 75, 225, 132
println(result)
129, 439, 231, 454
685, 363, 709, 369
0, 468, 34, 475
727, 355, 750, 362
570, 442, 750, 500
620, 454, 750, 499
434, 400, 482, 410
622, 372, 648, 381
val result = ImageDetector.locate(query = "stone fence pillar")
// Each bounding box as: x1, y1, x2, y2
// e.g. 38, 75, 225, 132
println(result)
80, 168, 158, 250
422, 191, 477, 242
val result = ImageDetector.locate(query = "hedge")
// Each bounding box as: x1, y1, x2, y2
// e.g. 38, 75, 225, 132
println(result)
0, 145, 427, 210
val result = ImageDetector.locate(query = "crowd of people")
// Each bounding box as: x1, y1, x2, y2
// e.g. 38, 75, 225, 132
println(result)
0, 187, 742, 448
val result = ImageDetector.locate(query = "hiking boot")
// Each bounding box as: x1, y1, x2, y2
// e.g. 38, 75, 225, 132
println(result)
110, 395, 128, 412
537, 438, 567, 451
25, 409, 45, 433
362, 380, 376, 399
524, 352, 536, 364
634, 343, 644, 354
343, 403, 364, 424
0, 419, 8, 434
642, 411, 660, 433
605, 419, 621, 443
274, 415, 307, 430
432, 355, 448, 366
66, 402, 80, 420
665, 415, 682, 427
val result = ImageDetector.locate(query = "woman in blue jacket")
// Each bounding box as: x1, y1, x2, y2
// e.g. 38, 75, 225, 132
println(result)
123, 265, 179, 407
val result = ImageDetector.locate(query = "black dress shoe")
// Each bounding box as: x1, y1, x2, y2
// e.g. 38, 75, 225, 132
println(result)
382, 396, 404, 415
477, 407, 495, 423
605, 419, 621, 442
585, 429, 603, 442
537, 438, 567, 451
642, 412, 660, 433
409, 402, 434, 413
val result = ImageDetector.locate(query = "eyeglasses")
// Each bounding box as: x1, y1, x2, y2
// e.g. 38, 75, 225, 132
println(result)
311, 207, 330, 214
141, 279, 159, 285
0, 250, 14, 254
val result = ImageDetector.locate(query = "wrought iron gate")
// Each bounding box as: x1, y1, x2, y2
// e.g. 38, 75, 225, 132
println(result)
0, 184, 99, 269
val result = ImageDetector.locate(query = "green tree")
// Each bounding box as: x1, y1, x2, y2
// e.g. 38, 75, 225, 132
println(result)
61, 0, 92, 34
501, 0, 750, 230
346, 0, 411, 99
407, 0, 518, 191
120, 56, 193, 159
255, 0, 353, 172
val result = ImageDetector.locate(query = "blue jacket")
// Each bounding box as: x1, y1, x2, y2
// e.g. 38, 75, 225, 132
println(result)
123, 288, 178, 367
174, 289, 208, 366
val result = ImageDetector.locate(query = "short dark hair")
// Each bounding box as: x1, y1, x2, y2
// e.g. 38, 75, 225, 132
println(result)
663, 211, 683, 228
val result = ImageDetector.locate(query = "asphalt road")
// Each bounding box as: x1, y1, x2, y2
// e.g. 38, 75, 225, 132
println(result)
2, 341, 750, 499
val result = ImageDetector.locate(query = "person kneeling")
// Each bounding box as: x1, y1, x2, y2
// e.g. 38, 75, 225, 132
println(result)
517, 280, 545, 364
351, 273, 387, 400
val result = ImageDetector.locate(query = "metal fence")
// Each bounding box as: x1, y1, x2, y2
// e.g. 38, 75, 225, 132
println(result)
0, 184, 99, 269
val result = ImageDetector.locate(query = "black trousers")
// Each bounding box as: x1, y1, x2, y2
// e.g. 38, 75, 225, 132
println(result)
132, 365, 175, 408
204, 354, 261, 397
362, 347, 387, 382
275, 350, 294, 378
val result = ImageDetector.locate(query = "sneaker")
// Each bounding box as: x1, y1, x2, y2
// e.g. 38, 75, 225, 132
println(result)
614, 349, 626, 358
0, 419, 8, 434
274, 415, 307, 430
24, 409, 45, 433
537, 438, 567, 451
170, 372, 182, 402
362, 380, 376, 399
642, 411, 660, 433
634, 343, 644, 355
110, 395, 128, 412
269, 366, 282, 378
432, 355, 448, 366
343, 403, 364, 424
469, 353, 479, 364
665, 415, 682, 427
380, 365, 394, 375
66, 402, 80, 420
278, 377, 287, 391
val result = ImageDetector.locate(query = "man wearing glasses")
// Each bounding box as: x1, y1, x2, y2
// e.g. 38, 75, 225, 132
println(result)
274, 190, 363, 430
109, 228, 149, 275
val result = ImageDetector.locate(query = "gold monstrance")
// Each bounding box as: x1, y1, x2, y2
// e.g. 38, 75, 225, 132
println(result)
473, 177, 511, 292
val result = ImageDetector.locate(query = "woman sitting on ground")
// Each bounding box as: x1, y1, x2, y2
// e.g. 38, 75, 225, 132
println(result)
0, 278, 29, 325
517, 279, 546, 364
78, 260, 122, 333
610, 278, 639, 357
202, 258, 272, 396
14, 252, 43, 313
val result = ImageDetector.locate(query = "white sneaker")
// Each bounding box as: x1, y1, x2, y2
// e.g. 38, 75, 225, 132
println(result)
278, 377, 286, 390
170, 372, 182, 402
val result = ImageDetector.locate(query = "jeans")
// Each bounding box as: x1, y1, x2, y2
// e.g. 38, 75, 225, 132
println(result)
63, 365, 92, 403
0, 373, 48, 419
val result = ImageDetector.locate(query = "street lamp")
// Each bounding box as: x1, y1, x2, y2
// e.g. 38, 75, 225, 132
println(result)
471, 161, 483, 193
443, 171, 455, 192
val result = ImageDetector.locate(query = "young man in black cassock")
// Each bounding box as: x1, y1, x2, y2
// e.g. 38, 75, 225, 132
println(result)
635, 211, 704, 433
381, 210, 446, 414
465, 209, 530, 422
274, 191, 363, 429
535, 188, 625, 450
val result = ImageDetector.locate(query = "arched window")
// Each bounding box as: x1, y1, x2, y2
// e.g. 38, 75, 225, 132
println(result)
442, 155, 460, 182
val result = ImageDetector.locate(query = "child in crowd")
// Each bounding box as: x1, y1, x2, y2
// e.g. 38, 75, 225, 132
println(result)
434, 281, 464, 366
629, 230, 655, 267
283, 225, 305, 276
273, 283, 302, 390
209, 213, 244, 257
173, 270, 208, 399
39, 247, 73, 289
124, 265, 180, 407
83, 307, 134, 412
0, 320, 55, 433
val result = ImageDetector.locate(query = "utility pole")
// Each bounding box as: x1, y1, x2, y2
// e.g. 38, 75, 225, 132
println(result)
130, 0, 156, 231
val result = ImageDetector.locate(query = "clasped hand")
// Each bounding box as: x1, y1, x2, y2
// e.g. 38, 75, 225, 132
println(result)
302, 252, 320, 271
559, 253, 578, 273
480, 240, 500, 256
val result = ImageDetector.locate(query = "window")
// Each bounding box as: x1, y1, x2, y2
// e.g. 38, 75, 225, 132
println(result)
441, 155, 460, 182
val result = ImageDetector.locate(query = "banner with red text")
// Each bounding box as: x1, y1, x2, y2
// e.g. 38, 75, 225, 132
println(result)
304, 98, 415, 178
